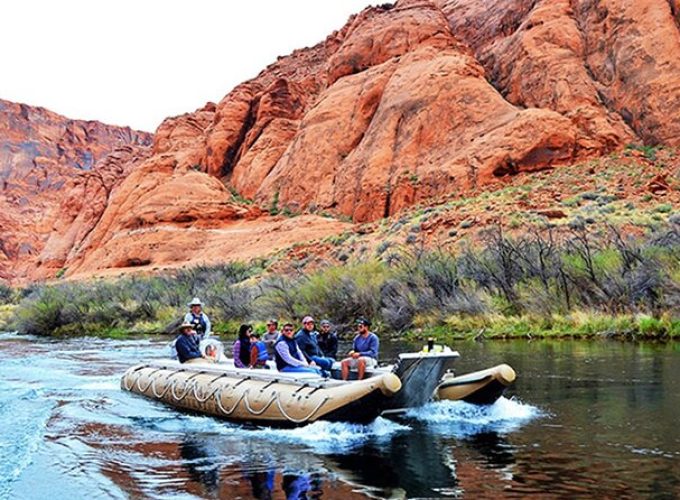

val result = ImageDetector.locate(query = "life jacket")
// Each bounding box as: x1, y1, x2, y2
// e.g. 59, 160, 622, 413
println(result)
254, 340, 269, 362
189, 313, 207, 336
274, 336, 302, 371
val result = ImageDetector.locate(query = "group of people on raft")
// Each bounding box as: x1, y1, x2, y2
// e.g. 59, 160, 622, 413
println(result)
174, 298, 379, 380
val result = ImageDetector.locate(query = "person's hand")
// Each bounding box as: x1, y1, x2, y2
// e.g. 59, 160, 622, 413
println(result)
310, 361, 317, 366
352, 352, 360, 359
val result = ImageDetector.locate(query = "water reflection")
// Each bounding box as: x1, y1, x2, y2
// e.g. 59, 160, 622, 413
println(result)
245, 468, 275, 500
179, 436, 221, 495
1, 334, 679, 498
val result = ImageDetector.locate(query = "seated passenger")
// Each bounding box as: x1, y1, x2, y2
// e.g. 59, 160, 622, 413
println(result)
341, 318, 379, 380
233, 324, 253, 368
249, 332, 270, 369
318, 319, 338, 359
176, 322, 212, 364
275, 323, 322, 375
200, 338, 226, 363
262, 319, 280, 358
205, 344, 218, 361
295, 316, 334, 374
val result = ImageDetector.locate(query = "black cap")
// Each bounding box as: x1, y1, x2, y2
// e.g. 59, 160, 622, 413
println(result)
356, 318, 371, 327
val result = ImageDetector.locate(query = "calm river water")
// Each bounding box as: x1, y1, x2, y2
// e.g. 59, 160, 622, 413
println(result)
0, 333, 678, 499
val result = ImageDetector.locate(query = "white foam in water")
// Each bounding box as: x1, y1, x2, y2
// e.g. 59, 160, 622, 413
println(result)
405, 397, 542, 437
249, 417, 410, 454
0, 387, 54, 497
78, 380, 120, 391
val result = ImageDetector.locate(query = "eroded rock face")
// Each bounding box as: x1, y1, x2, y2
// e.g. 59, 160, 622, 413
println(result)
0, 99, 151, 281
225, 0, 680, 220
4, 0, 680, 282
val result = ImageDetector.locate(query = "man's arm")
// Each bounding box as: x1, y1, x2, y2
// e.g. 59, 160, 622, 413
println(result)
275, 342, 307, 367
203, 314, 212, 337
295, 333, 313, 361
329, 334, 338, 358
233, 341, 245, 368
358, 335, 379, 358
176, 336, 200, 360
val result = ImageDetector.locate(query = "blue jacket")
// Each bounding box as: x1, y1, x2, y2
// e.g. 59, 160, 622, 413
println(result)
176, 333, 202, 363
353, 332, 379, 359
294, 329, 322, 360
254, 340, 269, 362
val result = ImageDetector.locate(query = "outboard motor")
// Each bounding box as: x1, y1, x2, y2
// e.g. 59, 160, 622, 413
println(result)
381, 351, 459, 413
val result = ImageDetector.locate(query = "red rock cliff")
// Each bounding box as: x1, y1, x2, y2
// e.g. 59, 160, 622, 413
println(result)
174, 0, 680, 222
4, 0, 680, 282
0, 99, 152, 281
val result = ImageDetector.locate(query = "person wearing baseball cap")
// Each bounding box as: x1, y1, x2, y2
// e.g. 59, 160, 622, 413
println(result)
318, 319, 338, 359
184, 297, 212, 340
295, 316, 334, 375
341, 318, 379, 380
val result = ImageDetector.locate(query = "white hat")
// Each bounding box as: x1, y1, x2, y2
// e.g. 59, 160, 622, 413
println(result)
188, 297, 203, 307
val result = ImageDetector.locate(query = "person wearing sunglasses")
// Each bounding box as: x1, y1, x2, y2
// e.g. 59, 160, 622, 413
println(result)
274, 323, 322, 375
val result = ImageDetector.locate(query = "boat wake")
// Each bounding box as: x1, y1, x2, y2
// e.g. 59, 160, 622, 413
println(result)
0, 386, 54, 498
250, 417, 411, 454
404, 397, 542, 436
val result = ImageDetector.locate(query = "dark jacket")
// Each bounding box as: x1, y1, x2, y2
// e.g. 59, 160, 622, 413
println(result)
294, 329, 323, 360
176, 333, 202, 363
274, 335, 305, 371
318, 332, 338, 359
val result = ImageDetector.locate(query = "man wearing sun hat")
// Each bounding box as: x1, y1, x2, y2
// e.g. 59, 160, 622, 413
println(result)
341, 318, 379, 380
184, 297, 212, 340
175, 322, 205, 364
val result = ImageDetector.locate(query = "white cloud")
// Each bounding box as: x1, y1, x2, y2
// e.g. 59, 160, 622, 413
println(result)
0, 0, 372, 131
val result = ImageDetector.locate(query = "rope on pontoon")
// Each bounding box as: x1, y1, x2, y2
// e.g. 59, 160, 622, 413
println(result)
192, 374, 226, 403
214, 386, 247, 415
128, 367, 332, 423
150, 370, 184, 398
135, 368, 162, 392
242, 389, 279, 416
274, 393, 330, 424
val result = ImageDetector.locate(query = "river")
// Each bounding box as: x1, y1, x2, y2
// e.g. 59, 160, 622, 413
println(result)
0, 333, 678, 499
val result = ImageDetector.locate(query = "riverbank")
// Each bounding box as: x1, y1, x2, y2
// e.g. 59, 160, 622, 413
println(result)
1, 224, 678, 341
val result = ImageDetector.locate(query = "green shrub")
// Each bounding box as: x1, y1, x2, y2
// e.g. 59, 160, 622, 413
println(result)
636, 315, 664, 336
0, 283, 13, 305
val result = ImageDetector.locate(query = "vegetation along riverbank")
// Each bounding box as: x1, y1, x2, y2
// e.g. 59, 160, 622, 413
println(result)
1, 221, 678, 341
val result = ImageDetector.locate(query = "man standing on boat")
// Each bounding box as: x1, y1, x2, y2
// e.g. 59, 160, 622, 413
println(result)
184, 297, 212, 340
341, 318, 379, 380
295, 316, 334, 374
275, 323, 322, 374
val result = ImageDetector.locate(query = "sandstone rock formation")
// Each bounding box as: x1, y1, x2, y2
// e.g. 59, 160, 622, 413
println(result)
3, 0, 680, 283
203, 0, 680, 221
0, 99, 151, 281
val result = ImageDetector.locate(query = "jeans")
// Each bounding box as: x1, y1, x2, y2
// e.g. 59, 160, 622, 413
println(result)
310, 356, 334, 371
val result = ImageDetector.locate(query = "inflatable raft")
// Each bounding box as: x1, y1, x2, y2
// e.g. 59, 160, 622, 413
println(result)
435, 364, 516, 405
121, 361, 401, 426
